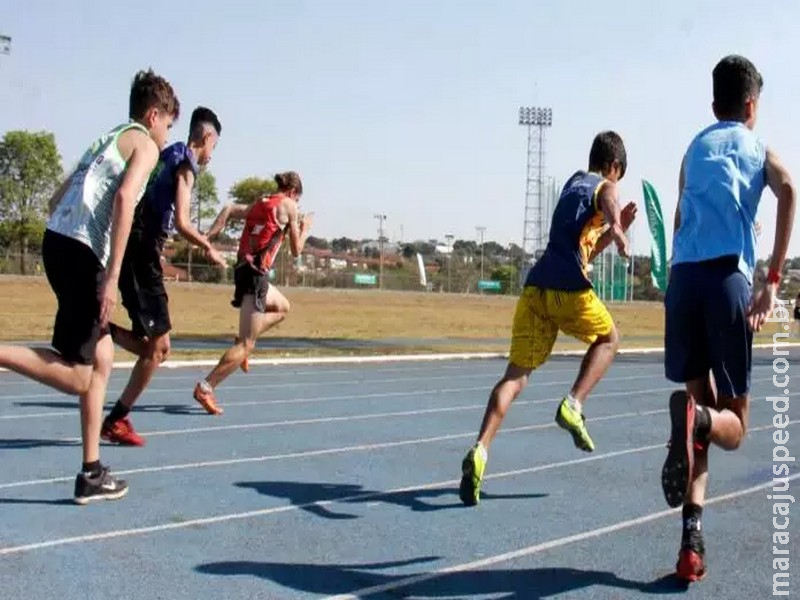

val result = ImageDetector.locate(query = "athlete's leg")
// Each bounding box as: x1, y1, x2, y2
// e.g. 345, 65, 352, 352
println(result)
460, 288, 556, 506
0, 346, 92, 395
194, 287, 289, 414
74, 333, 128, 504
554, 290, 618, 452
108, 322, 149, 356
102, 332, 170, 446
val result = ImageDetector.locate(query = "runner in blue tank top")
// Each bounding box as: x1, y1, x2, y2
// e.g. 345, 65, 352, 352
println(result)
103, 107, 226, 447
661, 55, 796, 583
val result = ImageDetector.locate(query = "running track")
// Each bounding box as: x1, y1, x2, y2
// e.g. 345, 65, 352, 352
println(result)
0, 348, 796, 599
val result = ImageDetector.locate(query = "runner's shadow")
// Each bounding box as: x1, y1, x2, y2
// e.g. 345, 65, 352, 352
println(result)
14, 400, 199, 416
0, 497, 75, 506
195, 559, 686, 597
0, 438, 78, 449
235, 480, 547, 519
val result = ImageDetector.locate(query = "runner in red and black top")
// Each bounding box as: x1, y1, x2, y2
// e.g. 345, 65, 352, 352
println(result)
193, 171, 313, 414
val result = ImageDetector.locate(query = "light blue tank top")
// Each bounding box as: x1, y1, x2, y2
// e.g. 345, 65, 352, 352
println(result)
672, 121, 767, 284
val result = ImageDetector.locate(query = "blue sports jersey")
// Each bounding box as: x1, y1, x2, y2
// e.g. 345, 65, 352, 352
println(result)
672, 121, 767, 284
525, 171, 607, 291
131, 142, 199, 251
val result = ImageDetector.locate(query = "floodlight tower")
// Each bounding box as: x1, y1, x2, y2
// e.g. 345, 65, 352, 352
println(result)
518, 106, 552, 274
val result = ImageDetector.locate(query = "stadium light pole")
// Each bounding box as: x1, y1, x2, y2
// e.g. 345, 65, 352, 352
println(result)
476, 226, 486, 281
374, 213, 386, 290
518, 106, 552, 283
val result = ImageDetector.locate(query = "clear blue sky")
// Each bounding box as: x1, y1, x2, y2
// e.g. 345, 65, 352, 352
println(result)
1, 0, 799, 258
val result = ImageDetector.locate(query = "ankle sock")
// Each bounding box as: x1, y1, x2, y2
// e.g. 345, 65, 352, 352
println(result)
682, 503, 704, 549
567, 393, 582, 414
197, 379, 213, 393
82, 461, 101, 477
107, 401, 130, 424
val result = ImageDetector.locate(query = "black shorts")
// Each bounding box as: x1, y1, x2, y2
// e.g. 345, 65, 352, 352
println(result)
42, 230, 105, 365
664, 255, 753, 397
232, 261, 270, 313
118, 245, 171, 339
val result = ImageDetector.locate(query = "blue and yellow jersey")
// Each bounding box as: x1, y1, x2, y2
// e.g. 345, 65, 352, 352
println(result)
525, 171, 607, 291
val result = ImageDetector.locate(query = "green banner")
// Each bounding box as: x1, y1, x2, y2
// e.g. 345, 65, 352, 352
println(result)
642, 179, 668, 291
353, 273, 377, 286
477, 280, 502, 291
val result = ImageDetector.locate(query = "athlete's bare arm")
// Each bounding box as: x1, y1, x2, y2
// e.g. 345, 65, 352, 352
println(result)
173, 166, 226, 267
206, 202, 250, 241
282, 198, 313, 258
589, 181, 633, 261
100, 129, 159, 326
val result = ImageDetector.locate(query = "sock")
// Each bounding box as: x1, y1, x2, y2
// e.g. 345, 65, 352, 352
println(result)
197, 379, 213, 393
567, 393, 582, 414
682, 503, 704, 549
694, 405, 711, 445
474, 441, 488, 461
107, 400, 130, 424
82, 461, 101, 477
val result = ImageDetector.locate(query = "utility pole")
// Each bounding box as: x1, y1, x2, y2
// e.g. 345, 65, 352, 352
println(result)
445, 234, 454, 293
374, 214, 386, 290
476, 226, 486, 281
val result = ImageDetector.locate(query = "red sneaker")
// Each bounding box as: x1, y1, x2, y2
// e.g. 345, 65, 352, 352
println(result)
676, 547, 707, 582
101, 416, 145, 447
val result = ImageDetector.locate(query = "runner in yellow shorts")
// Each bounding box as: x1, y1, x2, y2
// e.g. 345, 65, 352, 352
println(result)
460, 131, 637, 506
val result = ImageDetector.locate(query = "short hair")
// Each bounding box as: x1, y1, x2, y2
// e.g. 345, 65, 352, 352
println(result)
588, 131, 627, 178
713, 55, 763, 118
129, 69, 180, 121
189, 106, 222, 142
275, 171, 303, 195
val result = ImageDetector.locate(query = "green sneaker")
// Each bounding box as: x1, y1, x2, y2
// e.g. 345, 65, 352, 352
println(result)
459, 444, 487, 506
555, 398, 595, 452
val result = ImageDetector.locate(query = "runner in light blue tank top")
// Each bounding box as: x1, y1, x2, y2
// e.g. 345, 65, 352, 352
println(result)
660, 54, 796, 585
672, 120, 767, 284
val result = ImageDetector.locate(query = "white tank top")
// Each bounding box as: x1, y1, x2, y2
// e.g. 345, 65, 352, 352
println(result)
47, 122, 150, 266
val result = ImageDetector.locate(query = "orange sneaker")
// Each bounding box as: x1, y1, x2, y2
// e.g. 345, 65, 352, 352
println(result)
193, 382, 223, 415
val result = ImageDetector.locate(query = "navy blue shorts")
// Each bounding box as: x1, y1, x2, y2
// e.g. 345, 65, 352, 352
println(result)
664, 256, 753, 397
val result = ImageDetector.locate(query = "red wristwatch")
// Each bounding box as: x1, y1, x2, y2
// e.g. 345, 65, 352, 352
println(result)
767, 268, 781, 286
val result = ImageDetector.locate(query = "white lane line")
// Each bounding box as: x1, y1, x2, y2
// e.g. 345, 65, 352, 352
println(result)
0, 360, 592, 386
0, 406, 694, 489
0, 371, 662, 421
0, 369, 663, 402
0, 420, 790, 556
22, 383, 684, 443
322, 472, 800, 599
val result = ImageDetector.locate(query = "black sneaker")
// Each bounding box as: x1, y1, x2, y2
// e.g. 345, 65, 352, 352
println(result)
662, 391, 695, 508
73, 465, 129, 505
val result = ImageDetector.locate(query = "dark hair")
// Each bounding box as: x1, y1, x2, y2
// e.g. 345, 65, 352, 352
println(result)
275, 171, 303, 195
588, 131, 627, 178
129, 69, 180, 121
189, 106, 221, 142
712, 55, 763, 119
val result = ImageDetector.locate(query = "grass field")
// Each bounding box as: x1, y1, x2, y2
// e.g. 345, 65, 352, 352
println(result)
0, 275, 782, 360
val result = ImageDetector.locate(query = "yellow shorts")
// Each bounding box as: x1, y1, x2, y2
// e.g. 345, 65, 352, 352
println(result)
509, 286, 614, 370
